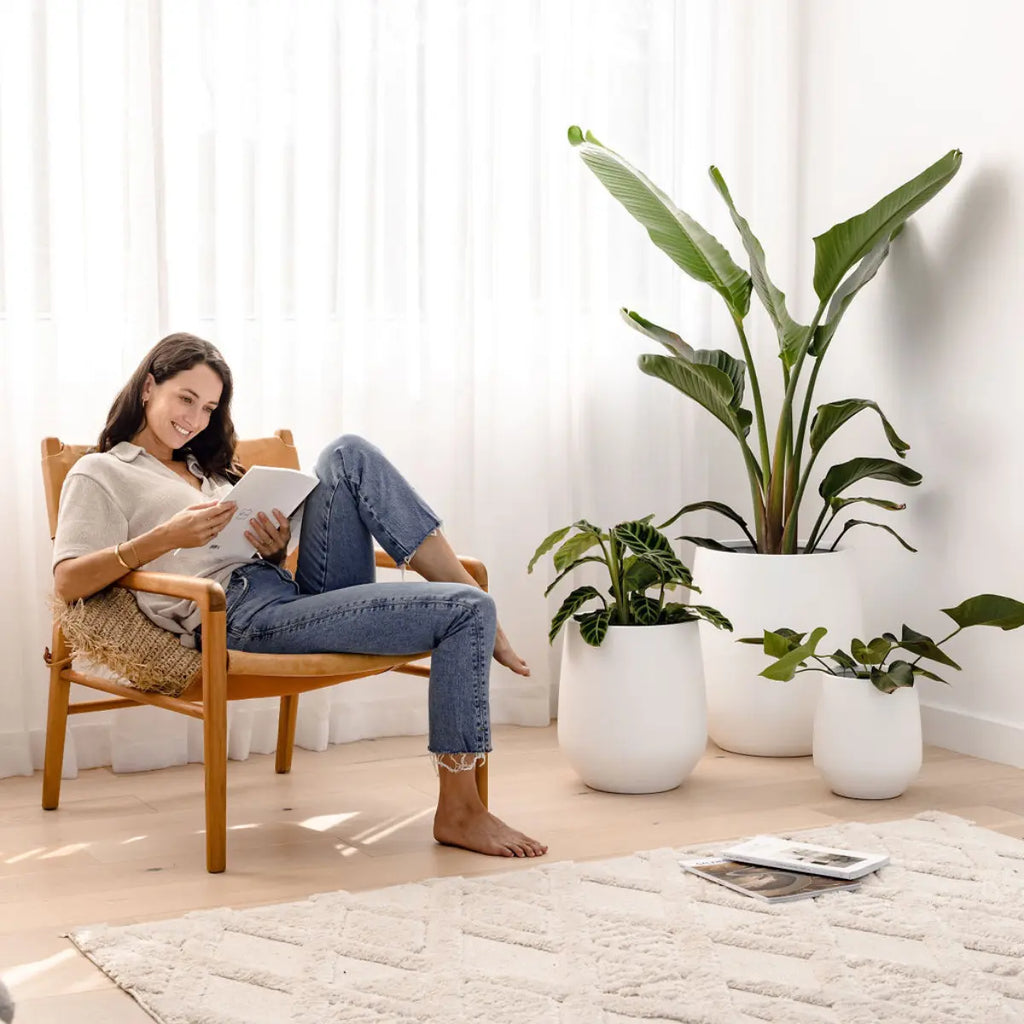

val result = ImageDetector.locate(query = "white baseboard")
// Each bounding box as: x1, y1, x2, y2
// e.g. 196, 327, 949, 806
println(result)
920, 701, 1024, 770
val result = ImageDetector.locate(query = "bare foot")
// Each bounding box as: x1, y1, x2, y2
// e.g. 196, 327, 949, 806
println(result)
494, 625, 530, 676
434, 807, 548, 858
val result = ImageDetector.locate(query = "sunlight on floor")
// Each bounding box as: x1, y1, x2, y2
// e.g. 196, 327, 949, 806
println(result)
5, 948, 77, 985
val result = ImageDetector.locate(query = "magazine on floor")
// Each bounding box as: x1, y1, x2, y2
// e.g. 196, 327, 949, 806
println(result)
680, 857, 863, 903
719, 835, 890, 880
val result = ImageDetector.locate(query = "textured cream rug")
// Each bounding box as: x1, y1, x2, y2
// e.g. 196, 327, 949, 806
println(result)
69, 812, 1024, 1024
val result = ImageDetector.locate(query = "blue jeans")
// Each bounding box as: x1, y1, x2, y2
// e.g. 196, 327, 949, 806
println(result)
223, 435, 496, 756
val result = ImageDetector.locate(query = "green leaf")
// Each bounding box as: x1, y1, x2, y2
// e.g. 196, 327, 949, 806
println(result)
759, 627, 829, 681
621, 556, 663, 593
810, 399, 910, 458
812, 149, 962, 302
639, 353, 751, 438
872, 659, 916, 694
553, 532, 603, 573
620, 309, 694, 358
528, 525, 571, 573
818, 458, 923, 501
709, 166, 808, 368
828, 519, 917, 553
829, 495, 907, 513
661, 603, 698, 624
892, 624, 961, 669
549, 586, 604, 644
810, 231, 899, 356
658, 500, 755, 543
851, 636, 893, 665
693, 350, 746, 409
629, 593, 662, 625
543, 556, 609, 598
911, 665, 949, 684
829, 649, 858, 672
679, 536, 737, 552
941, 594, 1024, 630
612, 520, 675, 559
687, 604, 733, 631
763, 628, 806, 658
578, 607, 611, 647
569, 127, 753, 318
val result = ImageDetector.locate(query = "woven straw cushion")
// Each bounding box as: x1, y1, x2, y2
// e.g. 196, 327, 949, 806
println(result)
56, 587, 201, 697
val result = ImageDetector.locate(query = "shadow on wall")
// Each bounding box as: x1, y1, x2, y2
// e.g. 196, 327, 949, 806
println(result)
881, 166, 1013, 533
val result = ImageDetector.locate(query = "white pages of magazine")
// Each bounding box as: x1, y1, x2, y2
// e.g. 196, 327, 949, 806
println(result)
719, 835, 890, 880
206, 465, 318, 561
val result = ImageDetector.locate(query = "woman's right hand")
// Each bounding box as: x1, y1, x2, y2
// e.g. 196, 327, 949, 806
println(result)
161, 500, 237, 549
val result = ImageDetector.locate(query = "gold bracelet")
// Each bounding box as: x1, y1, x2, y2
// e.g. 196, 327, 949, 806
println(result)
113, 543, 134, 572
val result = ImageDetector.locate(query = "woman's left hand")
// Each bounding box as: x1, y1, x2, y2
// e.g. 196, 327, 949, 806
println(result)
245, 509, 291, 564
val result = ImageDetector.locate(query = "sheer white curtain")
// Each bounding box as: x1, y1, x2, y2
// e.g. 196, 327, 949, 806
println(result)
0, 0, 788, 778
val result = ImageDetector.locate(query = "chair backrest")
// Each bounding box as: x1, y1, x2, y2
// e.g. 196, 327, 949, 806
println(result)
40, 429, 300, 541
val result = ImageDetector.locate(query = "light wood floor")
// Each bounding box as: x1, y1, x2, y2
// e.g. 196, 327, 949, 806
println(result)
4, 723, 1024, 1022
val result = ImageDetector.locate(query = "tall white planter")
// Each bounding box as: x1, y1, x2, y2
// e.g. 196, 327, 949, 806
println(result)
557, 621, 706, 794
813, 672, 922, 799
693, 544, 863, 756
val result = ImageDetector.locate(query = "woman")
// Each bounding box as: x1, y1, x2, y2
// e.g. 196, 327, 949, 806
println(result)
53, 333, 547, 859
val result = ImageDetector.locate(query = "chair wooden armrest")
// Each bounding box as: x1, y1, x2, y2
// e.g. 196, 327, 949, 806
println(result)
116, 570, 226, 611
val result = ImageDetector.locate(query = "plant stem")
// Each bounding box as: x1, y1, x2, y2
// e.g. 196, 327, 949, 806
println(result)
732, 315, 771, 494
603, 534, 630, 625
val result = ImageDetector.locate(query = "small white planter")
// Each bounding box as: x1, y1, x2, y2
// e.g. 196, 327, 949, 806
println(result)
557, 621, 706, 794
812, 671, 922, 799
693, 544, 864, 756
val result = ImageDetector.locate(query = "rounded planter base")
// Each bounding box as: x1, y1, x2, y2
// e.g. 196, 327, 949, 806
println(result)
693, 544, 864, 757
813, 673, 922, 799
557, 621, 706, 794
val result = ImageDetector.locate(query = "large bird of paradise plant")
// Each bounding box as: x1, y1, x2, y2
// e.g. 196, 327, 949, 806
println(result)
568, 126, 961, 554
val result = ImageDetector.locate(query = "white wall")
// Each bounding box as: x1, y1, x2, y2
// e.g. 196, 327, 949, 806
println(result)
792, 0, 1024, 764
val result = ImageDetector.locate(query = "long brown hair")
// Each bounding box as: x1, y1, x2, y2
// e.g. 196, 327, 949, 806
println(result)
98, 333, 244, 481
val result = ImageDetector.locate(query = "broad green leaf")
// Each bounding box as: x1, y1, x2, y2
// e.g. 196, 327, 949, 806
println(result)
810, 231, 899, 356
639, 353, 751, 438
851, 636, 892, 665
679, 535, 737, 552
709, 166, 808, 368
872, 659, 916, 694
829, 649, 858, 672
662, 603, 698, 624
942, 594, 1024, 630
810, 399, 910, 458
620, 309, 693, 358
658, 500, 754, 540
528, 525, 571, 573
543, 557, 608, 598
828, 519, 917, 553
613, 520, 673, 556
829, 495, 906, 513
818, 458, 923, 501
687, 604, 733, 631
911, 665, 949, 684
549, 586, 604, 644
763, 628, 806, 658
621, 556, 663, 593
759, 627, 829, 681
569, 127, 753, 317
812, 149, 962, 302
553, 532, 603, 572
629, 593, 662, 625
578, 607, 611, 647
693, 349, 746, 409
892, 624, 961, 669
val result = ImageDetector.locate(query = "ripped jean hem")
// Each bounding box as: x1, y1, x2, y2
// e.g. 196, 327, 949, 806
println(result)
431, 752, 488, 775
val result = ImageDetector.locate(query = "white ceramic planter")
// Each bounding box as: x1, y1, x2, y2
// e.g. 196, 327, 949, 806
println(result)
557, 621, 706, 793
813, 671, 922, 799
692, 544, 864, 756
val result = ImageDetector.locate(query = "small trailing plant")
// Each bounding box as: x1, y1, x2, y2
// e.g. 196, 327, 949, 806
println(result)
740, 594, 1024, 693
528, 517, 732, 647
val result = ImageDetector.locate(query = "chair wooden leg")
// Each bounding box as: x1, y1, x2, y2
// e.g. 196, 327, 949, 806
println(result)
275, 694, 299, 774
42, 629, 72, 810
202, 611, 228, 873
475, 753, 488, 807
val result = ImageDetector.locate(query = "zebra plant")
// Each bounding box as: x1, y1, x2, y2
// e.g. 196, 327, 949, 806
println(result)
568, 126, 962, 554
528, 517, 732, 647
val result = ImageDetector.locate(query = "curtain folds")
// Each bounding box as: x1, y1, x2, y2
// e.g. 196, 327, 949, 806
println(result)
0, 0, 782, 778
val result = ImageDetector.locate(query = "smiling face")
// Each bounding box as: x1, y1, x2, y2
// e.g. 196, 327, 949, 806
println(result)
133, 362, 225, 460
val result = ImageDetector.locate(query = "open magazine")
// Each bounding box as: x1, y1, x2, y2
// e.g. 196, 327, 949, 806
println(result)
206, 465, 318, 561
681, 858, 862, 903
719, 835, 889, 880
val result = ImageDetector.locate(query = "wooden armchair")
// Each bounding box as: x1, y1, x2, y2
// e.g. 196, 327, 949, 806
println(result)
41, 429, 488, 872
